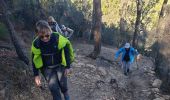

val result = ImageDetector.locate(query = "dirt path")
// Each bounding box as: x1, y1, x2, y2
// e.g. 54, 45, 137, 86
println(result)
68, 43, 170, 100
0, 42, 170, 100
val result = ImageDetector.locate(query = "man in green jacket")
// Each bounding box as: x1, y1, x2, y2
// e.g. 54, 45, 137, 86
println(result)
31, 20, 74, 100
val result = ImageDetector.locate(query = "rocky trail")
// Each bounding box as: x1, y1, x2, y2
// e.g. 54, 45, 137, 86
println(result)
68, 43, 169, 100
0, 41, 170, 100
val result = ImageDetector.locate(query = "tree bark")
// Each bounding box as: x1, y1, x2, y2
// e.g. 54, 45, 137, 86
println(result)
154, 0, 169, 81
132, 0, 142, 48
0, 0, 29, 65
119, 0, 128, 47
155, 0, 168, 57
89, 0, 102, 59
159, 0, 168, 19
36, 0, 47, 19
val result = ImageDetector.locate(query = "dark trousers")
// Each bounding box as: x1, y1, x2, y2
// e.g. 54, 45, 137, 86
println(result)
122, 61, 131, 74
42, 66, 69, 100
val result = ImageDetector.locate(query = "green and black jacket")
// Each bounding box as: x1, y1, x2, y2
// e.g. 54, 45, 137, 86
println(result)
31, 32, 74, 76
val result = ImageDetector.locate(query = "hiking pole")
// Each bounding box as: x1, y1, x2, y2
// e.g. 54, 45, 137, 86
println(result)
136, 59, 139, 70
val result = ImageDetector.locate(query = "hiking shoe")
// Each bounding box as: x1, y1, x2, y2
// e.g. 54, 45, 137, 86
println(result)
124, 72, 128, 76
64, 95, 70, 100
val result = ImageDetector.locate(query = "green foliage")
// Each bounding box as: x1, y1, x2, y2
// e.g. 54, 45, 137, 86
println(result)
101, 24, 117, 45
102, 0, 120, 27
71, 0, 92, 21
142, 0, 163, 30
4, 0, 167, 47
0, 23, 9, 40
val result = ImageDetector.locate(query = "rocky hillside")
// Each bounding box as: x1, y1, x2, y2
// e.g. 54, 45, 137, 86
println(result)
0, 41, 170, 100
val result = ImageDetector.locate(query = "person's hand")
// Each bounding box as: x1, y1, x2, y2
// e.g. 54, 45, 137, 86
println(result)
35, 76, 41, 87
137, 54, 141, 61
64, 68, 73, 76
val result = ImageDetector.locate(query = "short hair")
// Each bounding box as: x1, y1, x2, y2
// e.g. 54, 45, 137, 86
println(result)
48, 16, 56, 22
35, 20, 52, 34
61, 25, 66, 30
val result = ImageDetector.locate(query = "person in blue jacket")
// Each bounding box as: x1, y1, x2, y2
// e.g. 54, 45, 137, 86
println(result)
114, 43, 140, 76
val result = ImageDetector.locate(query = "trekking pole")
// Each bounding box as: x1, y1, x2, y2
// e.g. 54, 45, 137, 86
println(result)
136, 59, 139, 70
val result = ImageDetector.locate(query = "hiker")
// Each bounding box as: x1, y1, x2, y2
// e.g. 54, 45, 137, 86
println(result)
61, 25, 74, 39
48, 16, 63, 34
114, 43, 140, 76
31, 20, 74, 100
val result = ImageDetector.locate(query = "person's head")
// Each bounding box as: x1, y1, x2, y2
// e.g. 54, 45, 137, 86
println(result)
61, 25, 66, 30
48, 16, 56, 23
36, 20, 52, 42
124, 43, 130, 50
48, 16, 57, 26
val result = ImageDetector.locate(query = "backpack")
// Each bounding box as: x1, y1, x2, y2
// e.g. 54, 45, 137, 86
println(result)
123, 49, 130, 62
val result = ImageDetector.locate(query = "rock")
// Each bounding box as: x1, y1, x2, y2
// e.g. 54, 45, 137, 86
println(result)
141, 90, 151, 96
95, 75, 101, 80
145, 92, 151, 96
110, 79, 117, 84
152, 88, 160, 93
96, 80, 105, 89
155, 94, 161, 98
150, 71, 155, 74
86, 64, 96, 69
152, 79, 162, 88
162, 95, 170, 100
0, 88, 5, 98
77, 55, 84, 58
76, 49, 80, 52
153, 97, 165, 100
97, 67, 107, 76
84, 74, 89, 78
75, 62, 85, 67
74, 59, 79, 63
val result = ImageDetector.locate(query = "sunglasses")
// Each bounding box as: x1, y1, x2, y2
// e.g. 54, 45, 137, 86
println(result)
40, 34, 50, 39
48, 22, 55, 25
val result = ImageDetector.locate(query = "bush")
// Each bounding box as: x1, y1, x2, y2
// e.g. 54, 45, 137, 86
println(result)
0, 22, 9, 41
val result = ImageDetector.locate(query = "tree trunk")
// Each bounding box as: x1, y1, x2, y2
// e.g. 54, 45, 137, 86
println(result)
132, 0, 142, 48
89, 0, 102, 59
119, 0, 128, 47
154, 0, 168, 62
36, 0, 47, 19
30, 0, 37, 25
153, 0, 169, 88
0, 0, 29, 65
159, 0, 168, 19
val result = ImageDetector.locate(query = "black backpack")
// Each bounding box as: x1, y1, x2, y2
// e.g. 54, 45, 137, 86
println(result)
123, 49, 130, 62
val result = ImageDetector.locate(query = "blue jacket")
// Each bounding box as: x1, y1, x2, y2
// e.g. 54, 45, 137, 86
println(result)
114, 47, 138, 63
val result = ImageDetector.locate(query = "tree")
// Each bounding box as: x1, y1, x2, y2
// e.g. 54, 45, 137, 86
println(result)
89, 0, 102, 59
119, 0, 128, 47
132, 0, 142, 47
36, 0, 47, 19
159, 0, 168, 19
0, 0, 29, 65
153, 0, 169, 85
154, 0, 168, 60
